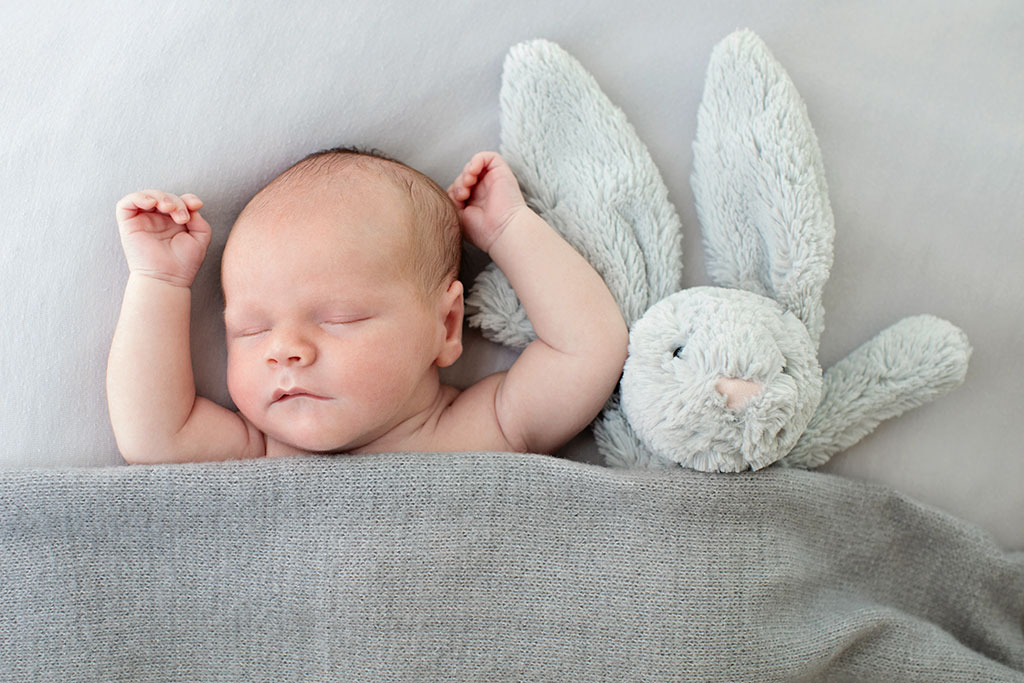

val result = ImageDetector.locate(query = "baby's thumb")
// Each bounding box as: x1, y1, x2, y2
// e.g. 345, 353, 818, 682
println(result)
186, 211, 213, 247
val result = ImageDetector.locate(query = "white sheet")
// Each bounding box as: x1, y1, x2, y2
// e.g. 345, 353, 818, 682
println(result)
1, 1, 1020, 548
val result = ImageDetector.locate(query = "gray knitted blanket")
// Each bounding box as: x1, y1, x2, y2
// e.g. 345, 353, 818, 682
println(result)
2, 452, 1022, 681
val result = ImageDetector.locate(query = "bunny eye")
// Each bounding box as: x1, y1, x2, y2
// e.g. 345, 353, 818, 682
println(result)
672, 345, 685, 359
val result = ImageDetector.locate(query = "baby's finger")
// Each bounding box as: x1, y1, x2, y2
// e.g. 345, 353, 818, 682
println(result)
465, 152, 488, 174
116, 191, 159, 222
466, 150, 499, 176
184, 210, 213, 246
149, 191, 191, 224
180, 193, 204, 211
447, 181, 469, 199
446, 187, 464, 209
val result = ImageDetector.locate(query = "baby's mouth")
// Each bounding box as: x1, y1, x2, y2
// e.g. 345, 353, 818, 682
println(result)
272, 388, 330, 403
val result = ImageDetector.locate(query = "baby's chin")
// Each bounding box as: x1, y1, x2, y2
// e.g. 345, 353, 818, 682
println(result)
263, 426, 352, 458
257, 401, 414, 457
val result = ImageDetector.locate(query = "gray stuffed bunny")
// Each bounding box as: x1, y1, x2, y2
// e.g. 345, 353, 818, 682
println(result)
467, 31, 971, 472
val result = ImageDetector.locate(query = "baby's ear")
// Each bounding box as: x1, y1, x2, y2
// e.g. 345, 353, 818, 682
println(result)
435, 279, 464, 368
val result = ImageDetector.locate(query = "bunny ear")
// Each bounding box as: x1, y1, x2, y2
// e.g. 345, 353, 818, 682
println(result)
691, 30, 834, 348
783, 315, 971, 469
467, 39, 683, 347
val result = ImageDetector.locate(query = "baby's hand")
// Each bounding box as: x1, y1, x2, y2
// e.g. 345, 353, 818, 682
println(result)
115, 190, 212, 288
448, 152, 530, 252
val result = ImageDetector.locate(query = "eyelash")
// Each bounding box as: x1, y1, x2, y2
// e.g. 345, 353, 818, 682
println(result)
323, 318, 367, 327
231, 318, 369, 338
236, 328, 269, 338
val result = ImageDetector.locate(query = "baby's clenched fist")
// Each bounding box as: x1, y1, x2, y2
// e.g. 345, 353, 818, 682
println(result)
448, 152, 531, 253
115, 190, 212, 288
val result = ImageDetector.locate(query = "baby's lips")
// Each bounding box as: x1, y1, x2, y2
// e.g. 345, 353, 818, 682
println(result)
271, 387, 330, 403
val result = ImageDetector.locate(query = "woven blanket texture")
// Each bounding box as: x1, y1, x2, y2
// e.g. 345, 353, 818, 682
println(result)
2, 452, 1022, 681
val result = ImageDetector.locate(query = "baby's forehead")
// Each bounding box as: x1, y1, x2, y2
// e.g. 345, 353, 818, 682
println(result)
223, 150, 452, 294
224, 184, 416, 283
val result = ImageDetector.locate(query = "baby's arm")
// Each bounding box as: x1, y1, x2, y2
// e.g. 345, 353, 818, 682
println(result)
107, 191, 263, 464
448, 152, 628, 453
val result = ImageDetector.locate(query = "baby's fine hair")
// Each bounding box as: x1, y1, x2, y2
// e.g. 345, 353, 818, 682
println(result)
253, 146, 461, 296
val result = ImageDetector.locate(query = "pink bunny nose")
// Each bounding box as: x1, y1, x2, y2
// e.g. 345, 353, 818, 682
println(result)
716, 377, 763, 410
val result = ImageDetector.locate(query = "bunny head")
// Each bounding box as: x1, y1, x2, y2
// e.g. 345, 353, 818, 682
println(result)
469, 32, 969, 474
622, 288, 822, 472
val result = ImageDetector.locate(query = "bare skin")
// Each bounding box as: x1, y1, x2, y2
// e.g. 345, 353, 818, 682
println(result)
107, 152, 628, 463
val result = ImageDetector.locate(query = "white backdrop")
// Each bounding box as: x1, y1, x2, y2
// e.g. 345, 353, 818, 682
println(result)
1, 1, 1021, 547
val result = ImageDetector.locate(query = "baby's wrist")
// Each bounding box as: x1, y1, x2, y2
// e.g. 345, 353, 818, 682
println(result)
127, 270, 195, 290
487, 205, 537, 248
487, 206, 549, 259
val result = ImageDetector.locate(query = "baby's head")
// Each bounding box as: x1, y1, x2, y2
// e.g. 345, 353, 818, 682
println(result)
231, 147, 462, 298
221, 148, 465, 455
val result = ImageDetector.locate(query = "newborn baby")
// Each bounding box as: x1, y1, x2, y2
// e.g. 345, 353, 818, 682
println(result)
107, 148, 628, 463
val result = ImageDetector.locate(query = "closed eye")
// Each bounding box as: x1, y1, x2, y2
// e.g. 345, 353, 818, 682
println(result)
324, 317, 369, 325
234, 328, 269, 339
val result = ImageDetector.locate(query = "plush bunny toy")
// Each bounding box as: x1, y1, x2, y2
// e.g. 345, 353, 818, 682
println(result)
468, 31, 971, 472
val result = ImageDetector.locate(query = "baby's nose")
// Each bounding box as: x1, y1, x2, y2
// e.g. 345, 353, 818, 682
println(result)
270, 353, 310, 366
715, 377, 763, 411
267, 334, 316, 367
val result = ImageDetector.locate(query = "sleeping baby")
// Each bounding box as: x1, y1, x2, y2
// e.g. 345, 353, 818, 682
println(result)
107, 148, 628, 463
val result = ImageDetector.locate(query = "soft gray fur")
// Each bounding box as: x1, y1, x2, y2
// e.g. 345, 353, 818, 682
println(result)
470, 32, 970, 472
465, 39, 682, 348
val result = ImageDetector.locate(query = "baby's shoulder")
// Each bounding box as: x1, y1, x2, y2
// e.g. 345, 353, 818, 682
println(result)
430, 373, 524, 453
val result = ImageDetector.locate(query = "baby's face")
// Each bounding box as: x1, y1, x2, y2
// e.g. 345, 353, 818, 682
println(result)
222, 180, 450, 455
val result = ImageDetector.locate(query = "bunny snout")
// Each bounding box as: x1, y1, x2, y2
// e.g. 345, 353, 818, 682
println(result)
715, 377, 763, 410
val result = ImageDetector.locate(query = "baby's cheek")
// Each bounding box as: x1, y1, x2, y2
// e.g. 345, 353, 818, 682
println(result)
346, 359, 396, 401
226, 354, 259, 417
346, 346, 415, 405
